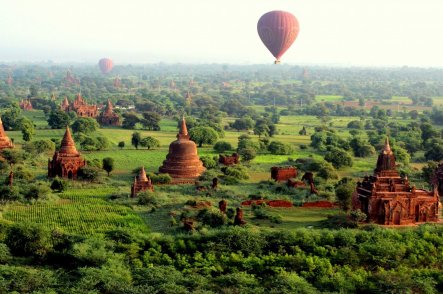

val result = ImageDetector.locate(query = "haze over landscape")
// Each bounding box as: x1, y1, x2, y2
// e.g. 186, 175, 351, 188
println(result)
2, 0, 443, 66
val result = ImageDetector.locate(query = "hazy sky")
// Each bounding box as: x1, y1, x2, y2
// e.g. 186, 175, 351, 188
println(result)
1, 0, 443, 66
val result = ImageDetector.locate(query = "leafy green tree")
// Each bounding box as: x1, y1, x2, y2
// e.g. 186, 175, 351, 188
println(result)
78, 167, 101, 181
23, 140, 55, 155
47, 110, 70, 129
71, 117, 99, 134
122, 112, 140, 129
324, 147, 353, 169
118, 141, 125, 150
317, 161, 338, 180
141, 111, 161, 130
424, 142, 443, 161
189, 126, 218, 147
131, 132, 142, 149
1, 107, 21, 130
214, 141, 232, 153
5, 222, 51, 259
17, 117, 35, 142
140, 136, 160, 149
50, 177, 67, 192
231, 117, 254, 131
239, 147, 256, 162
102, 157, 115, 176
335, 177, 355, 211
267, 141, 293, 155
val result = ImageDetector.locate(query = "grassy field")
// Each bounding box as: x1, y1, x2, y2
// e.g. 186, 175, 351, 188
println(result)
315, 95, 343, 102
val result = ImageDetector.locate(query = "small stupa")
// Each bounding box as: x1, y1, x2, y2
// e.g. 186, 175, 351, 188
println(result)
97, 99, 121, 126
131, 166, 154, 197
48, 126, 86, 179
159, 116, 205, 181
0, 117, 13, 150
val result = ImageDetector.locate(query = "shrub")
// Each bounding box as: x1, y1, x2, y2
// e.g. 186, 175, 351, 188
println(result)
200, 156, 217, 169
214, 141, 232, 153
78, 167, 101, 181
238, 147, 256, 162
148, 173, 172, 184
137, 191, 167, 207
350, 209, 367, 222
267, 141, 293, 155
196, 208, 227, 227
222, 165, 249, 180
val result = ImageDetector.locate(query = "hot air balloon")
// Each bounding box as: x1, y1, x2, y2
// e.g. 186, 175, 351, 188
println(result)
98, 58, 113, 74
257, 10, 300, 64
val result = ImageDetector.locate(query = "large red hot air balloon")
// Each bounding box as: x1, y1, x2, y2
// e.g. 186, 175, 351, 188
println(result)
257, 10, 300, 64
98, 58, 113, 74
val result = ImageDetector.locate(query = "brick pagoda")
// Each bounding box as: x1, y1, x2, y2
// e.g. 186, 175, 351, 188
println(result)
131, 166, 154, 197
97, 99, 121, 126
353, 138, 440, 225
159, 117, 205, 182
48, 126, 86, 179
0, 117, 13, 150
61, 94, 98, 118
19, 99, 33, 111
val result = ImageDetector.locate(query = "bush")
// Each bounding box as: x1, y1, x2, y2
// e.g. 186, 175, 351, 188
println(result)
50, 178, 67, 192
214, 141, 232, 153
267, 141, 293, 155
148, 173, 172, 184
5, 223, 51, 259
23, 140, 55, 155
197, 208, 227, 228
222, 165, 249, 180
200, 156, 217, 169
78, 167, 101, 181
350, 209, 367, 222
324, 147, 353, 169
239, 147, 256, 162
137, 191, 167, 207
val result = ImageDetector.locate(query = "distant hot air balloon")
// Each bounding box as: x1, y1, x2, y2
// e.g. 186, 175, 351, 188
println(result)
98, 58, 113, 74
257, 10, 300, 64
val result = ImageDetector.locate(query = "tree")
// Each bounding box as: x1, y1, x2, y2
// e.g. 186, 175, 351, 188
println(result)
118, 141, 125, 150
140, 136, 160, 150
267, 141, 293, 155
71, 117, 99, 134
5, 222, 51, 259
19, 117, 35, 142
131, 132, 142, 149
299, 126, 307, 135
189, 126, 218, 147
239, 147, 256, 162
141, 112, 161, 131
425, 142, 443, 161
1, 107, 21, 130
214, 141, 232, 153
102, 157, 114, 176
122, 112, 140, 129
324, 147, 353, 169
47, 110, 70, 129
231, 117, 254, 131
50, 178, 67, 192
335, 178, 355, 211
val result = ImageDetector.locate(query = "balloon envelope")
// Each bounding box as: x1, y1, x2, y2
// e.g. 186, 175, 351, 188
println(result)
257, 10, 300, 63
98, 58, 113, 74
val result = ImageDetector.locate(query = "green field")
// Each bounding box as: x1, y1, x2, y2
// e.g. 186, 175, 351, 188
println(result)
315, 95, 343, 102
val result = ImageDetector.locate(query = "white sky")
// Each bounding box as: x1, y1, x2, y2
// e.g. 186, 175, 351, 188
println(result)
1, 0, 443, 66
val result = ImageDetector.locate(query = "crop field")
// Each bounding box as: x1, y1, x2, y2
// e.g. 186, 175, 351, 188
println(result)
2, 191, 148, 235
315, 95, 343, 102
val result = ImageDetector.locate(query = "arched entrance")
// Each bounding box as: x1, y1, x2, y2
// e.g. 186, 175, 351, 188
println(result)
68, 170, 73, 179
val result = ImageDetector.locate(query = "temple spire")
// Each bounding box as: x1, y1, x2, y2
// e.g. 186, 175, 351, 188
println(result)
178, 116, 189, 140
383, 137, 392, 154
139, 166, 148, 182
59, 126, 79, 155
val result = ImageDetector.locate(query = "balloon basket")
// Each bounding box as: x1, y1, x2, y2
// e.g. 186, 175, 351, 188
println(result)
274, 60, 281, 64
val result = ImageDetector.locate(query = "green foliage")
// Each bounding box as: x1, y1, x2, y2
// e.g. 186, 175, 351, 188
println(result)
317, 161, 338, 180
200, 156, 217, 169
78, 166, 101, 182
47, 110, 70, 129
50, 177, 67, 192
102, 157, 114, 176
71, 117, 99, 134
189, 126, 219, 147
140, 136, 160, 149
239, 147, 256, 162
131, 132, 141, 149
213, 141, 232, 153
19, 117, 35, 141
231, 117, 254, 131
197, 208, 227, 227
1, 107, 21, 130
122, 112, 140, 129
268, 140, 293, 155
5, 222, 51, 259
23, 139, 55, 155
324, 147, 353, 169
118, 141, 125, 149
141, 111, 161, 130
335, 177, 356, 211
222, 165, 249, 180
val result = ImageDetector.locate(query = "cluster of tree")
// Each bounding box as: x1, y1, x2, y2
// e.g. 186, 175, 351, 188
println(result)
0, 222, 441, 293
130, 132, 160, 150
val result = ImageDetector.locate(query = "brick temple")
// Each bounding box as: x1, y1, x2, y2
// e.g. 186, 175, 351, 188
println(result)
131, 166, 154, 197
60, 94, 98, 118
159, 117, 205, 182
19, 99, 33, 111
0, 117, 13, 150
97, 99, 121, 126
48, 126, 86, 179
353, 138, 440, 225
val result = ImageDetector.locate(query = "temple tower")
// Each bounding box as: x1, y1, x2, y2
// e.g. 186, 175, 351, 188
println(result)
159, 117, 205, 182
0, 117, 13, 150
48, 126, 86, 179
